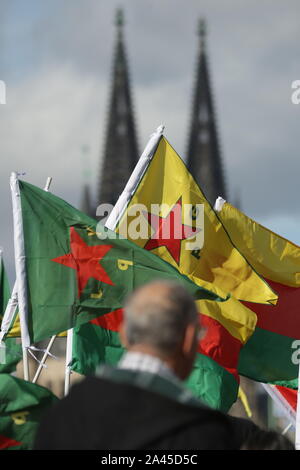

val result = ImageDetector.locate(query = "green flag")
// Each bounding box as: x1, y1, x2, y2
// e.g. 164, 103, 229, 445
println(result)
17, 179, 225, 344
72, 309, 124, 376
0, 374, 58, 450
0, 254, 21, 373
0, 253, 10, 315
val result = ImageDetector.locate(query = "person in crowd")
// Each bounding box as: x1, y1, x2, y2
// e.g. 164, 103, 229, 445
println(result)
34, 280, 292, 450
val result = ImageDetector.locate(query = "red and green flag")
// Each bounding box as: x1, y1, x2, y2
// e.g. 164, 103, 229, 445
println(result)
216, 199, 300, 388
0, 374, 58, 450
13, 178, 225, 346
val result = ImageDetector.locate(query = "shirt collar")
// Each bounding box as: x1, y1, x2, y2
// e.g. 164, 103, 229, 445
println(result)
118, 351, 179, 383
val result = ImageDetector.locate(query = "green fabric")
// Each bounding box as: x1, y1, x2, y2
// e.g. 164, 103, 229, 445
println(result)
186, 353, 238, 411
0, 374, 58, 449
72, 323, 123, 376
0, 339, 21, 375
0, 256, 10, 315
0, 256, 21, 374
238, 326, 298, 386
19, 180, 224, 344
72, 321, 238, 412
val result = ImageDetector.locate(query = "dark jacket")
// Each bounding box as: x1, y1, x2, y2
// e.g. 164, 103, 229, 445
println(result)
34, 374, 243, 450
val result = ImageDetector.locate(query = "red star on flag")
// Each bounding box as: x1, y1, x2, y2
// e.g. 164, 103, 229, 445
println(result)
143, 198, 200, 264
52, 227, 114, 297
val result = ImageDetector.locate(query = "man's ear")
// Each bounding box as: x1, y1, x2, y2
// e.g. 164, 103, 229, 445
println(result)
182, 322, 198, 356
119, 322, 129, 348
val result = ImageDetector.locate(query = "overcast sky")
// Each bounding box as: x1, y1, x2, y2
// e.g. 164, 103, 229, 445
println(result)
1, 0, 300, 280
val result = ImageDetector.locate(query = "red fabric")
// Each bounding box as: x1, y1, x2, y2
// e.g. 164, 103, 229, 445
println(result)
90, 308, 123, 331
0, 434, 21, 449
243, 279, 300, 339
52, 227, 113, 297
275, 385, 297, 411
198, 315, 241, 381
143, 198, 200, 265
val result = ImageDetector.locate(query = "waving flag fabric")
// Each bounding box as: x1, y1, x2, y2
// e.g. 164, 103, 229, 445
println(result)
216, 199, 300, 387
13, 179, 224, 345
0, 374, 58, 450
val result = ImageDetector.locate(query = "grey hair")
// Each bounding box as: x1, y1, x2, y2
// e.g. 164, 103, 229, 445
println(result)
123, 280, 198, 355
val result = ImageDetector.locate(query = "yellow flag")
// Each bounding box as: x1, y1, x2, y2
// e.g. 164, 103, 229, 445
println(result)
217, 200, 300, 287
117, 137, 277, 305
115, 137, 279, 343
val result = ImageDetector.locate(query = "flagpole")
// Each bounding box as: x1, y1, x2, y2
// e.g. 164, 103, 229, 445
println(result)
0, 282, 18, 347
64, 328, 73, 396
32, 334, 56, 384
261, 383, 296, 429
10, 172, 30, 380
105, 125, 164, 230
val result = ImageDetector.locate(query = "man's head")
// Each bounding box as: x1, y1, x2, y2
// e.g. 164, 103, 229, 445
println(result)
119, 280, 201, 380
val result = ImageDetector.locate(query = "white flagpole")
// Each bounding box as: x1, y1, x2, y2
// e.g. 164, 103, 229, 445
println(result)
0, 280, 18, 345
32, 334, 56, 384
282, 422, 293, 436
105, 125, 164, 230
10, 172, 30, 380
64, 328, 73, 396
44, 176, 52, 192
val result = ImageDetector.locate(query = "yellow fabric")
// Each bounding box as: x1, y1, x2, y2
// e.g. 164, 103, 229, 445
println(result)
238, 386, 252, 418
116, 137, 278, 343
219, 202, 300, 287
6, 314, 21, 337
196, 296, 257, 344
189, 275, 256, 343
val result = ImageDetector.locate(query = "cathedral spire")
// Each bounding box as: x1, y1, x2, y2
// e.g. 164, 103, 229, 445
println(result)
116, 7, 124, 31
186, 18, 227, 205
80, 144, 94, 217
97, 9, 139, 207
198, 17, 206, 48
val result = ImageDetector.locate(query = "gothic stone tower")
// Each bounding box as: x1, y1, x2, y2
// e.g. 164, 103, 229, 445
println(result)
97, 9, 139, 207
186, 19, 227, 205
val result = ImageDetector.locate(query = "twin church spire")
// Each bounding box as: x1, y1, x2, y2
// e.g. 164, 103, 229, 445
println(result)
91, 12, 227, 213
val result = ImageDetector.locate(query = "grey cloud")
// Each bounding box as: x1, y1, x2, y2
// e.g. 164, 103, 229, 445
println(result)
1, 0, 300, 280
